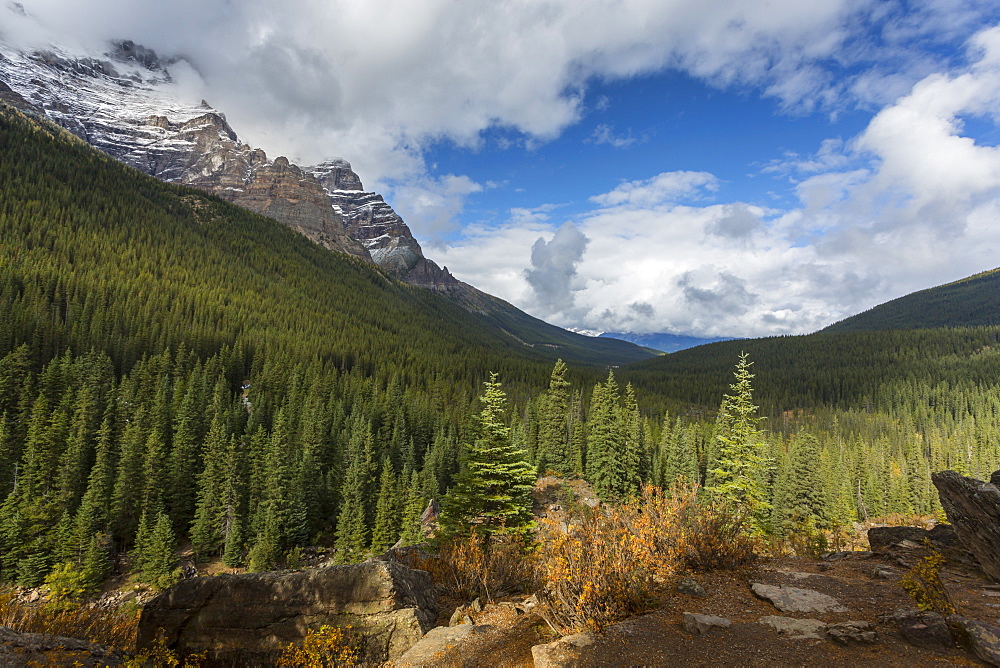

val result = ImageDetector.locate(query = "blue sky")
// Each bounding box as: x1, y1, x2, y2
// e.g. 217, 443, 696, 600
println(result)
8, 0, 1000, 337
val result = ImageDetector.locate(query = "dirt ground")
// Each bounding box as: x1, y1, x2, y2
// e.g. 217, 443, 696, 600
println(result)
423, 549, 998, 667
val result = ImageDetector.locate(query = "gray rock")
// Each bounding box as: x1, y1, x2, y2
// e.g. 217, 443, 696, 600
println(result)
394, 624, 475, 667
750, 583, 848, 614
759, 615, 827, 639
947, 615, 1000, 666
867, 526, 930, 552
137, 559, 438, 665
682, 612, 732, 636
449, 607, 474, 627
893, 609, 954, 650
871, 565, 898, 579
933, 470, 1000, 582
0, 626, 123, 666
530, 633, 597, 668
677, 577, 707, 597
826, 620, 878, 645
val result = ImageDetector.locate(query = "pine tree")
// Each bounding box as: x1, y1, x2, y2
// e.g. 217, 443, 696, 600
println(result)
707, 353, 773, 534
333, 419, 375, 564
585, 372, 628, 499
536, 359, 570, 475
370, 457, 400, 554
439, 373, 536, 537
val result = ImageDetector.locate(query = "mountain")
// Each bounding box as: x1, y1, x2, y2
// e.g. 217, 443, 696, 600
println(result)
822, 267, 1000, 332
624, 268, 1000, 413
0, 38, 653, 367
0, 105, 652, 370
599, 331, 734, 353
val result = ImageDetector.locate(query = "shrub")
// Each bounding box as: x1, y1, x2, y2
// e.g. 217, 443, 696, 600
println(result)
0, 586, 138, 648
405, 534, 538, 601
276, 624, 359, 667
679, 497, 759, 571
900, 545, 956, 615
536, 483, 760, 633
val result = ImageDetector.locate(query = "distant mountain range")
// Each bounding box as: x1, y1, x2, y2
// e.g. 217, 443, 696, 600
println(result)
599, 331, 735, 353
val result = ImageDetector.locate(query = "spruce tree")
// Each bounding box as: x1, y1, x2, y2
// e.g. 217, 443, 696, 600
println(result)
439, 373, 536, 537
707, 353, 773, 534
536, 359, 570, 475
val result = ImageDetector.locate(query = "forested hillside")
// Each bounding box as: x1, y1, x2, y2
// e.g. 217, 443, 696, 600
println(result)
1, 104, 999, 601
823, 267, 1000, 332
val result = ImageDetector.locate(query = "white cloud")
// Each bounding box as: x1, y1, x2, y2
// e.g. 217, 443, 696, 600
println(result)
4, 0, 885, 182
589, 123, 638, 148
590, 171, 719, 208
440, 24, 1000, 337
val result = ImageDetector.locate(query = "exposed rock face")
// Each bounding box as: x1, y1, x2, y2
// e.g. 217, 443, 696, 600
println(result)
758, 616, 826, 640
136, 560, 438, 666
932, 470, 1000, 581
892, 609, 954, 650
948, 615, 1000, 666
309, 162, 462, 287
0, 39, 464, 277
530, 632, 597, 667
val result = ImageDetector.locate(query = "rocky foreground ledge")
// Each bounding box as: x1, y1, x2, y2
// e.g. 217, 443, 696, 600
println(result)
136, 558, 438, 666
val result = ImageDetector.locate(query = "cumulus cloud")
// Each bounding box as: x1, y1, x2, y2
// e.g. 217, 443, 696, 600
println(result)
3, 0, 904, 181
590, 171, 719, 208
6, 2, 1000, 337
437, 23, 1000, 338
524, 222, 590, 314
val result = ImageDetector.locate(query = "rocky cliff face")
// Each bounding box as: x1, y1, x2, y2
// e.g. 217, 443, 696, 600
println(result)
0, 38, 463, 285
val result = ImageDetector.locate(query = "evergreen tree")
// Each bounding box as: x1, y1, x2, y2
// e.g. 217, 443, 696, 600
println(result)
439, 373, 536, 537
536, 359, 570, 475
333, 419, 375, 563
370, 457, 400, 554
707, 353, 772, 534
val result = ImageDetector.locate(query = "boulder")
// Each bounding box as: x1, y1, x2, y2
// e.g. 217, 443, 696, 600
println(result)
759, 616, 826, 640
394, 624, 476, 667
137, 559, 438, 666
948, 616, 1000, 666
530, 633, 597, 668
682, 612, 732, 636
826, 620, 877, 645
750, 583, 847, 614
867, 526, 931, 552
932, 470, 1000, 581
892, 609, 954, 650
871, 565, 898, 580
676, 577, 707, 597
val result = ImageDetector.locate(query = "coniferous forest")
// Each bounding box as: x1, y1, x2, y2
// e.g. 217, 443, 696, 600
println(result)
2, 104, 1000, 598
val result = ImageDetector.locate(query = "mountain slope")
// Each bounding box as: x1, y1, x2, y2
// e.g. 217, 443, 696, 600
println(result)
0, 38, 652, 368
822, 267, 1000, 332
0, 105, 648, 375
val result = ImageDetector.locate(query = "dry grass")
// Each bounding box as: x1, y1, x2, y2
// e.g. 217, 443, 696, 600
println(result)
402, 533, 540, 602
0, 587, 139, 648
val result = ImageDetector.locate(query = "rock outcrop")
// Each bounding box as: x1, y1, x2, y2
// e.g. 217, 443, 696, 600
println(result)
0, 626, 124, 666
136, 559, 438, 666
0, 40, 461, 280
932, 469, 1000, 581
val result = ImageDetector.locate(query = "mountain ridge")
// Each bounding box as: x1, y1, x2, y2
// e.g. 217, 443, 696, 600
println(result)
0, 36, 653, 367
822, 266, 1000, 332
